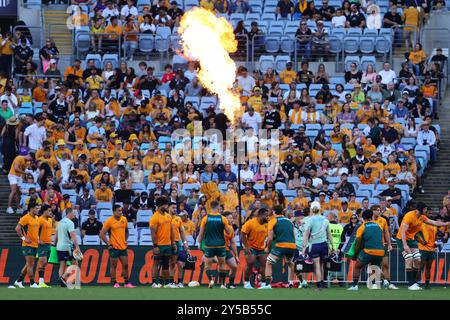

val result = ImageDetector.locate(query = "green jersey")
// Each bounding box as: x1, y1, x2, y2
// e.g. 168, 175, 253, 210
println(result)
201, 213, 229, 248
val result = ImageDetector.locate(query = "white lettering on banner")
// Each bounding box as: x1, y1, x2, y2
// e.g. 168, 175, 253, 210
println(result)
66, 265, 81, 290
366, 265, 382, 289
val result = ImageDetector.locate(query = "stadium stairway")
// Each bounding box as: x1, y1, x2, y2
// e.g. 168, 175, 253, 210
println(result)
0, 175, 20, 246
411, 91, 450, 212
43, 6, 73, 56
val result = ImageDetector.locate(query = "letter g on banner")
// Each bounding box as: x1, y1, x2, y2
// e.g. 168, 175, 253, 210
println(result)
366, 265, 381, 289
66, 265, 81, 290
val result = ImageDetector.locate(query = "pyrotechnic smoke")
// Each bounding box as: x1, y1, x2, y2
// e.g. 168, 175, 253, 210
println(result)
178, 7, 241, 124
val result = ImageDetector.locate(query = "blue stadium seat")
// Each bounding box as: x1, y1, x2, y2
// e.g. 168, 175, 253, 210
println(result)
331, 28, 346, 41
245, 13, 260, 22
261, 13, 276, 23
102, 54, 119, 69
360, 55, 376, 72
268, 26, 284, 36
265, 36, 280, 53
343, 36, 359, 54
347, 28, 362, 36
230, 13, 245, 24
280, 37, 295, 53
259, 55, 275, 73
363, 29, 378, 37
155, 35, 170, 53
375, 36, 391, 55
139, 34, 154, 53
359, 36, 375, 53
274, 55, 290, 73
329, 36, 343, 55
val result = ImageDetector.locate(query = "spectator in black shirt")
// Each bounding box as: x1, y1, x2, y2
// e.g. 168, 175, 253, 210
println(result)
335, 173, 355, 198
14, 37, 34, 76
248, 21, 264, 50
122, 202, 136, 225
169, 69, 190, 91
377, 178, 402, 206
295, 21, 312, 60
81, 209, 103, 236
296, 61, 314, 87
319, 0, 335, 21
345, 3, 365, 28
345, 62, 362, 83
276, 0, 294, 18
167, 1, 184, 24
138, 67, 160, 91
49, 92, 69, 119
302, 1, 320, 20
114, 179, 135, 203
431, 48, 448, 70
382, 5, 402, 28
380, 121, 400, 145
82, 59, 103, 80
315, 84, 333, 104
132, 191, 152, 211
262, 103, 281, 129
281, 154, 298, 179
352, 145, 368, 175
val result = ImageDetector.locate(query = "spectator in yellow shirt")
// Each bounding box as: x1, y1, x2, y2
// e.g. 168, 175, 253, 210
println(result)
408, 43, 426, 76
279, 61, 297, 84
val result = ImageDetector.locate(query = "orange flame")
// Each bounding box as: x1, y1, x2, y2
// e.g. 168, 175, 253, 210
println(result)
178, 7, 241, 124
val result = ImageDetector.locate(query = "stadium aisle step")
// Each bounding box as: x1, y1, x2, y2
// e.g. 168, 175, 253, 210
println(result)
43, 8, 73, 56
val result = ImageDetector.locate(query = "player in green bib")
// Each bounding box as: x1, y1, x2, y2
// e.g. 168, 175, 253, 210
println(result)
348, 209, 385, 291
197, 201, 232, 289
259, 206, 296, 289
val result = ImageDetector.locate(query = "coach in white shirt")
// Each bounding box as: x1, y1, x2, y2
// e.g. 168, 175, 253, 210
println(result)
24, 115, 46, 153
120, 0, 138, 20
417, 122, 437, 164
378, 62, 397, 85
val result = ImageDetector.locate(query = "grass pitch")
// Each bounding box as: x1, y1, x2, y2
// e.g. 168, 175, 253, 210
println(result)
1, 285, 449, 300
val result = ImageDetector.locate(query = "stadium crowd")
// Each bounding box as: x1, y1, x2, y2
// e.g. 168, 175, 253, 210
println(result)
0, 0, 449, 254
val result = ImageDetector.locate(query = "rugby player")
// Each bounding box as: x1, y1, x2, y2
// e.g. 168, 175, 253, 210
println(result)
55, 208, 81, 287
397, 202, 449, 290
223, 211, 240, 289
197, 200, 232, 289
150, 196, 176, 288
99, 204, 136, 288
348, 209, 385, 291
14, 202, 40, 288
37, 205, 53, 288
241, 208, 269, 289
259, 206, 296, 289
302, 201, 335, 291
371, 205, 398, 290
168, 202, 189, 288
417, 209, 438, 289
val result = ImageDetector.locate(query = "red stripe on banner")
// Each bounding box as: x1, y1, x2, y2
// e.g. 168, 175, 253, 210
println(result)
0, 249, 10, 283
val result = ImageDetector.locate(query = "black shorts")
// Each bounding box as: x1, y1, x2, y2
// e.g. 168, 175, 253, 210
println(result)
57, 250, 74, 262
308, 242, 329, 260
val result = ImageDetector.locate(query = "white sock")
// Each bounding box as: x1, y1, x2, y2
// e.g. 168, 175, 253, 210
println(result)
39, 278, 44, 284
244, 281, 249, 285
289, 280, 294, 285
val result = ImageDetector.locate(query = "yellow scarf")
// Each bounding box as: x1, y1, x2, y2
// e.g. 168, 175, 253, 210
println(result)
290, 108, 302, 124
